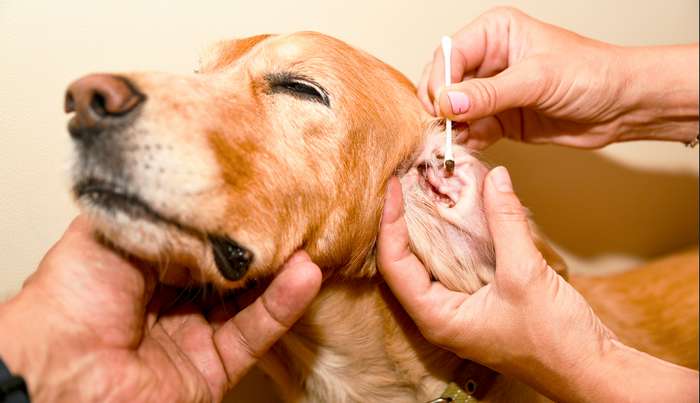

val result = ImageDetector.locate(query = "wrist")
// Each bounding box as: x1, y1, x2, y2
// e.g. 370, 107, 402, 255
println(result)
617, 44, 699, 144
501, 333, 612, 403
536, 337, 700, 403
586, 339, 699, 402
0, 293, 50, 400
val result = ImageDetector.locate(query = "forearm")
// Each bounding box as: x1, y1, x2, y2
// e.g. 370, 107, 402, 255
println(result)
512, 338, 699, 403
618, 44, 699, 144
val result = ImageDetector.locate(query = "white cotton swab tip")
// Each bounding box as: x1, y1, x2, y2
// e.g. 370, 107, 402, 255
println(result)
441, 36, 455, 174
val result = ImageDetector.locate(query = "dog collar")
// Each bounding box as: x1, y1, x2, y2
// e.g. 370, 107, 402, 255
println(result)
426, 361, 497, 403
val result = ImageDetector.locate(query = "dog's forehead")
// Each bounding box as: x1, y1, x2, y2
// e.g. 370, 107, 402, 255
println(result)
200, 32, 367, 77
262, 32, 355, 58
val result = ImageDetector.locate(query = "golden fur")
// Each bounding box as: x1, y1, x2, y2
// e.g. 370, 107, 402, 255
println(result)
70, 32, 698, 402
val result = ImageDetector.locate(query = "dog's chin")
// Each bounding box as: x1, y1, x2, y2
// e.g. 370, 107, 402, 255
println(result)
74, 179, 243, 288
81, 205, 207, 286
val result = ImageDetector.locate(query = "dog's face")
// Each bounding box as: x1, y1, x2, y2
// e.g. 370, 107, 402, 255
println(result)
67, 32, 443, 287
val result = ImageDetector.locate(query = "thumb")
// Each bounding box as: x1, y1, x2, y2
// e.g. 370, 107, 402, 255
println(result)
483, 166, 547, 282
437, 62, 541, 121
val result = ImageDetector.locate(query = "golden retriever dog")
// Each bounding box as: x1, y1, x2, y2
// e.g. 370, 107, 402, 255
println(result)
65, 32, 698, 402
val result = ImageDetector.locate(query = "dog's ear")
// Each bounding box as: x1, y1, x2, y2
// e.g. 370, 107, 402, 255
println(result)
199, 34, 273, 72
401, 173, 495, 295
400, 133, 568, 294
429, 150, 569, 279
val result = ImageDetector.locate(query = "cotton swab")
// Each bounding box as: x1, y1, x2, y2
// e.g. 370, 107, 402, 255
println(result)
441, 36, 455, 174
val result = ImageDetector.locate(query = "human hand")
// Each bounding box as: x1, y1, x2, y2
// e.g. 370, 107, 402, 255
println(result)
419, 7, 699, 149
0, 216, 322, 403
377, 168, 615, 401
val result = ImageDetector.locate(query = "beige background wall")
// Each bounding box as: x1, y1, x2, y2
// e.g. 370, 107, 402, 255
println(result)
0, 0, 697, 400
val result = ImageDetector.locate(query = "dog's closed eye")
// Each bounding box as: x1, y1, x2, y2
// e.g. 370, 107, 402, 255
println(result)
267, 72, 330, 107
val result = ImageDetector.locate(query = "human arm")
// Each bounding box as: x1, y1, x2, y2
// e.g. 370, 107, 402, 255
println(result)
419, 7, 699, 149
377, 168, 699, 402
0, 216, 321, 402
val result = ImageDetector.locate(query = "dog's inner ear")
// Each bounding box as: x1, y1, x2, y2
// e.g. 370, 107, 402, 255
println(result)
415, 154, 486, 232
399, 132, 568, 290
400, 138, 495, 294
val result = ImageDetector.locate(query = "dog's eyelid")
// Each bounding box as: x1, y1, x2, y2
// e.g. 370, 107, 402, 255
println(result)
266, 72, 331, 107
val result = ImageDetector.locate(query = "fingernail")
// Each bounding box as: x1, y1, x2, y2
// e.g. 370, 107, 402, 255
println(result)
490, 166, 512, 193
447, 91, 470, 115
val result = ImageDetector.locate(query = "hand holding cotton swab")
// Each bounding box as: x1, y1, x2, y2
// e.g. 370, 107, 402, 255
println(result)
441, 36, 455, 174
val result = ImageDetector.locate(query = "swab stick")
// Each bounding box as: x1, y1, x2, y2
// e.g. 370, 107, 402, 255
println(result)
441, 36, 455, 174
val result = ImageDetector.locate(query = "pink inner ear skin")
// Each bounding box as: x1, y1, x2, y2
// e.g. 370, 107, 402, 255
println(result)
412, 136, 490, 234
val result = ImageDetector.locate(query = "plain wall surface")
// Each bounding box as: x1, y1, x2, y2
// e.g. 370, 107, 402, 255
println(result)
0, 1, 698, 400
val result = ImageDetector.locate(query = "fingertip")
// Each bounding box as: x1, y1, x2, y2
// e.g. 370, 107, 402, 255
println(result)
420, 93, 436, 116
270, 258, 322, 317
278, 252, 322, 294
49, 215, 100, 256
482, 166, 522, 221
65, 215, 92, 236
283, 250, 312, 267
295, 261, 323, 295
381, 177, 404, 225
440, 88, 473, 120
482, 167, 542, 265
486, 166, 513, 194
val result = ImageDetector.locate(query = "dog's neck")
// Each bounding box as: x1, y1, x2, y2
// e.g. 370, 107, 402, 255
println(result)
256, 180, 500, 402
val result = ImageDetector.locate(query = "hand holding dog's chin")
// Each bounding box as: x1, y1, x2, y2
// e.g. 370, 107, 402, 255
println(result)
0, 216, 322, 402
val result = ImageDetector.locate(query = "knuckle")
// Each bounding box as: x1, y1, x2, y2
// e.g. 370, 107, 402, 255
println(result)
261, 293, 294, 330
470, 79, 500, 114
523, 57, 557, 106
523, 251, 548, 275
420, 321, 451, 346
235, 331, 262, 362
491, 203, 528, 222
486, 6, 521, 21
499, 251, 548, 296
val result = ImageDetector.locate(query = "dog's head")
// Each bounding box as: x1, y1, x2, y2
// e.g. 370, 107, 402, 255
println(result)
66, 32, 554, 290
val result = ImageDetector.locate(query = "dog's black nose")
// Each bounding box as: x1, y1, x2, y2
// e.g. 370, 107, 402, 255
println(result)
65, 74, 145, 140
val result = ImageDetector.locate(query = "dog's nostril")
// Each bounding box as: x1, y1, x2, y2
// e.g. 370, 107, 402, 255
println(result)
90, 92, 108, 118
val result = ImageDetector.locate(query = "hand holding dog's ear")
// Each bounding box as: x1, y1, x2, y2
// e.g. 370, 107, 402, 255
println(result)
0, 217, 321, 402
378, 170, 617, 402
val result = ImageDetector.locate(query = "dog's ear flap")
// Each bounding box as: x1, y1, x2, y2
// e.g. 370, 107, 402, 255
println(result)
429, 152, 568, 279
199, 35, 273, 72
400, 136, 568, 295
